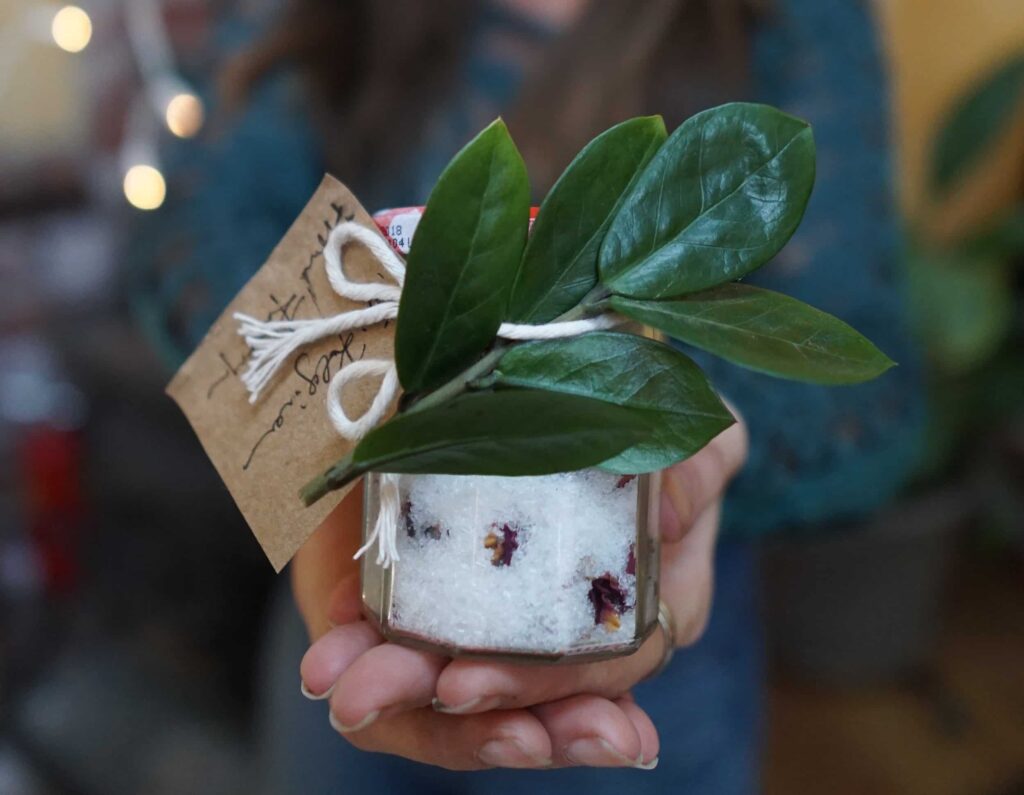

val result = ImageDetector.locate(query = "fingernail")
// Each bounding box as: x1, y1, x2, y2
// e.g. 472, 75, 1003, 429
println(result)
432, 695, 501, 715
329, 709, 379, 734
635, 756, 659, 770
476, 739, 551, 769
300, 680, 334, 701
563, 737, 637, 767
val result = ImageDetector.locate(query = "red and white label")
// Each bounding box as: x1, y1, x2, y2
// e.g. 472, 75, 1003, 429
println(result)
373, 206, 541, 255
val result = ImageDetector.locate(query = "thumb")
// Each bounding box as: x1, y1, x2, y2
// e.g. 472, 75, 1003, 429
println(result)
291, 486, 364, 640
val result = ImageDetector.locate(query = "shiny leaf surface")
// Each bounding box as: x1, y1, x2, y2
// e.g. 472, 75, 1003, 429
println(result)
612, 284, 894, 384
351, 389, 651, 478
599, 103, 815, 298
396, 119, 529, 393
494, 332, 734, 472
508, 116, 667, 322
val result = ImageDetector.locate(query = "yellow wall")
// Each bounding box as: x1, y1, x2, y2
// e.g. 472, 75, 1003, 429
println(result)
877, 0, 1024, 239
0, 0, 88, 161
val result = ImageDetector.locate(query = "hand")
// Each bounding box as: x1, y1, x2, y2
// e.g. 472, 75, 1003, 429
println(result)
294, 416, 748, 770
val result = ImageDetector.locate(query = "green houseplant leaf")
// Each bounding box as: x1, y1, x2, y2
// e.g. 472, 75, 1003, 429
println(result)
958, 203, 1024, 260
598, 103, 815, 298
349, 390, 651, 483
296, 106, 902, 508
507, 116, 667, 322
301, 390, 650, 504
906, 243, 1013, 376
395, 119, 530, 393
612, 284, 894, 384
931, 53, 1024, 193
493, 332, 735, 473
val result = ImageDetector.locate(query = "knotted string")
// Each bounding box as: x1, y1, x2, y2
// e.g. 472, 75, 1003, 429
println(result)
234, 220, 619, 567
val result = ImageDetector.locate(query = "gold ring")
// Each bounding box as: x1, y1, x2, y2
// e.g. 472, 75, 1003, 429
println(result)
644, 600, 677, 681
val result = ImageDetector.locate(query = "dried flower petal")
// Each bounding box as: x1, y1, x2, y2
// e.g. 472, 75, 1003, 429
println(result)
402, 500, 416, 538
402, 499, 444, 539
626, 544, 636, 576
588, 573, 628, 629
484, 522, 520, 566
615, 475, 637, 489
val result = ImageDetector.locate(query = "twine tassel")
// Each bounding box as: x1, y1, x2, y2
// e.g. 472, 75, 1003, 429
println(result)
235, 218, 624, 569
353, 472, 402, 565
234, 302, 398, 403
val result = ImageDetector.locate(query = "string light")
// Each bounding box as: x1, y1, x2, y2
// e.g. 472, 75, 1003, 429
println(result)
123, 165, 166, 211
165, 92, 204, 138
50, 5, 92, 53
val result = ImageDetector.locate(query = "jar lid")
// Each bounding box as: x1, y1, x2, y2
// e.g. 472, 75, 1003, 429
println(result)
373, 206, 540, 255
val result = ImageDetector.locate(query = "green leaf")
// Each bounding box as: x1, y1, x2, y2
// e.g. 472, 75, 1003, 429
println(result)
599, 103, 816, 298
507, 116, 667, 322
611, 284, 894, 385
395, 119, 530, 393
932, 54, 1024, 193
906, 243, 1013, 376
493, 332, 735, 473
351, 390, 652, 479
957, 203, 1024, 260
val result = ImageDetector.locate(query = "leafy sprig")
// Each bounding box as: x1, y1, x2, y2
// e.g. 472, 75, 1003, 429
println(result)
300, 103, 894, 506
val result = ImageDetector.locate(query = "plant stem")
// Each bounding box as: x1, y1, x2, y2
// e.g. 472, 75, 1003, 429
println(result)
579, 283, 612, 313
298, 287, 615, 505
298, 344, 507, 505
299, 453, 358, 506
403, 345, 507, 414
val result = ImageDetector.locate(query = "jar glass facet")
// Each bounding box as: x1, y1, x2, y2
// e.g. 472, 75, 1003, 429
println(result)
361, 469, 661, 663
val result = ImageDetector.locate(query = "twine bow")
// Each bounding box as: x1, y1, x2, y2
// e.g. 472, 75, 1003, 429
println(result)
235, 220, 618, 567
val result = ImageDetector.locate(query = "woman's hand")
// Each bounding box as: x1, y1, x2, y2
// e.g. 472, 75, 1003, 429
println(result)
293, 416, 747, 770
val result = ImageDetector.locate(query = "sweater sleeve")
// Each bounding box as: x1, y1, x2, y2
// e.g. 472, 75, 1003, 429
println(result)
699, 0, 925, 538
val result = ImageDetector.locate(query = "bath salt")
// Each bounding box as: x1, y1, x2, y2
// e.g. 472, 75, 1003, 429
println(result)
387, 470, 639, 654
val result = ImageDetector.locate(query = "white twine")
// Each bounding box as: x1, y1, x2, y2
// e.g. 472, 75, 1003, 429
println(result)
234, 220, 619, 567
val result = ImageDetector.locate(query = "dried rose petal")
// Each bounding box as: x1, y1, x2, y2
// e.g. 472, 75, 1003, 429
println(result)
402, 499, 444, 539
626, 544, 636, 576
402, 500, 416, 538
615, 474, 637, 489
484, 522, 520, 566
588, 573, 629, 629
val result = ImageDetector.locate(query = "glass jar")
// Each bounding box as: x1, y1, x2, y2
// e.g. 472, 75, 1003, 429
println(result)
360, 469, 661, 663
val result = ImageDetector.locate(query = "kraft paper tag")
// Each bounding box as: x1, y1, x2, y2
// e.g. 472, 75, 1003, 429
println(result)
167, 175, 396, 571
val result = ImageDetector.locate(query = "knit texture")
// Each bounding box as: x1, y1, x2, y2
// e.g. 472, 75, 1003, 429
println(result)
134, 0, 925, 538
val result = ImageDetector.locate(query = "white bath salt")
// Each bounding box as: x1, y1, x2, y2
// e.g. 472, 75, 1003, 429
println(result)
388, 470, 639, 654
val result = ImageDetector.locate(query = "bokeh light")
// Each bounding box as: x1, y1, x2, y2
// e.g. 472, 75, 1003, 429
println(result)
122, 165, 166, 210
51, 5, 93, 54
165, 93, 205, 138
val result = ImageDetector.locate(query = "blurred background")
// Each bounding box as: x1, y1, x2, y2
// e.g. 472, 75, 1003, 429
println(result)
0, 0, 1021, 793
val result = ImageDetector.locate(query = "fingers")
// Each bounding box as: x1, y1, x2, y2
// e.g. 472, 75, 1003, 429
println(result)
660, 501, 719, 647
616, 696, 660, 768
327, 643, 447, 731
291, 488, 364, 640
434, 634, 662, 714
532, 694, 658, 768
660, 415, 748, 542
329, 693, 658, 770
431, 504, 723, 717
337, 706, 554, 771
326, 571, 363, 627
300, 621, 381, 698
433, 507, 725, 713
